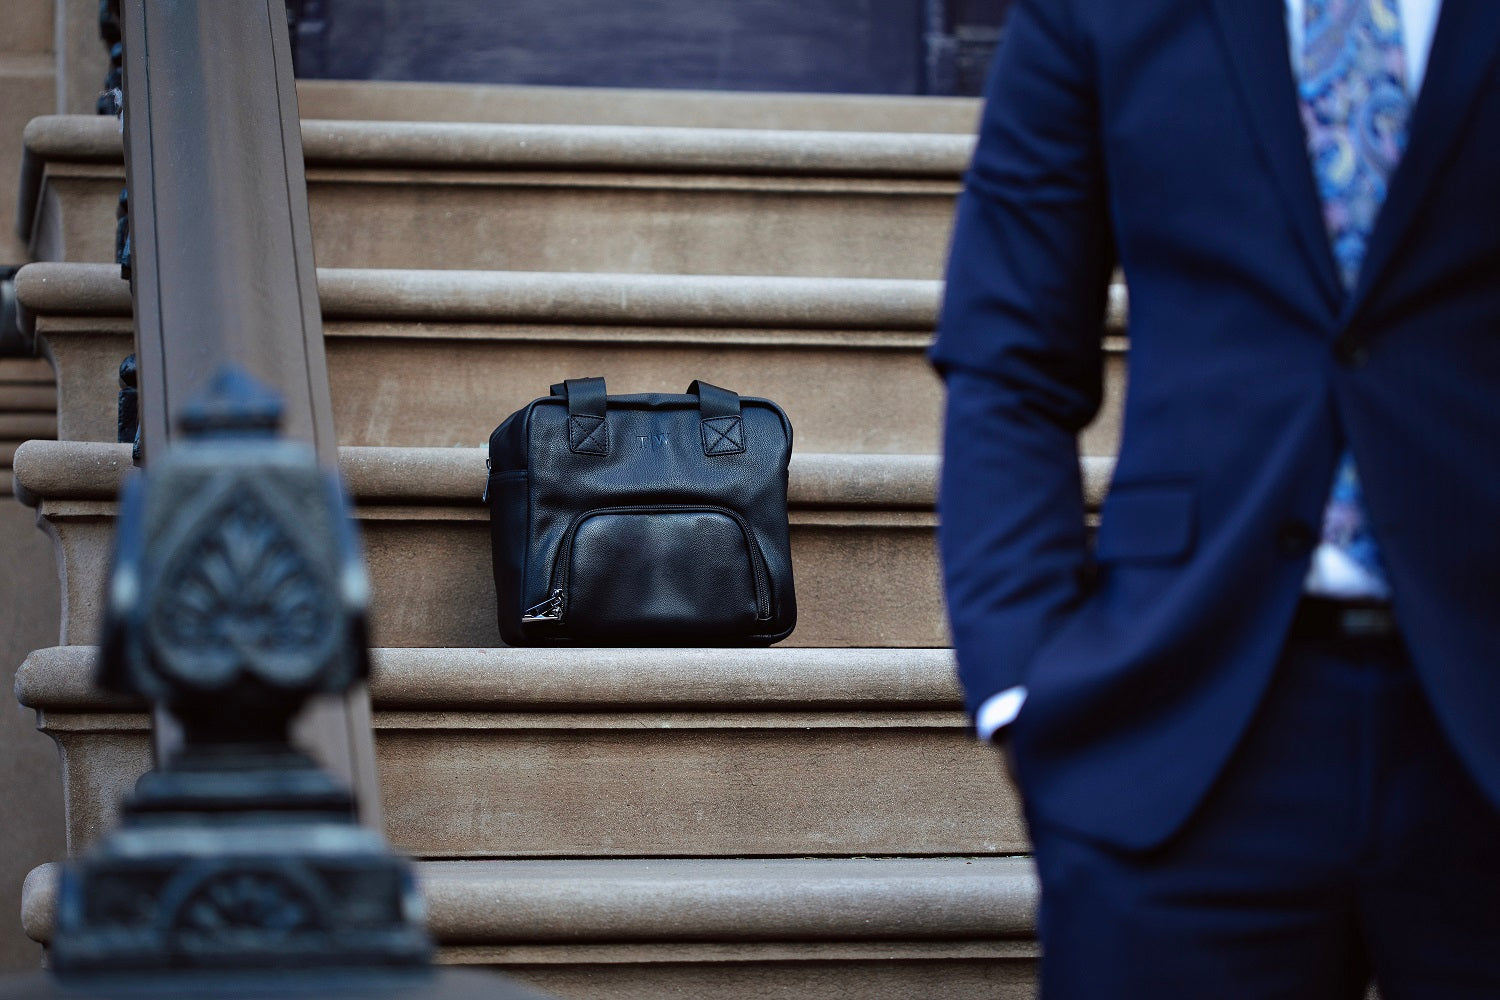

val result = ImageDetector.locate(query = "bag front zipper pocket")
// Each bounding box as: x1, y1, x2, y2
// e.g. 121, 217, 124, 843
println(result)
527, 505, 772, 642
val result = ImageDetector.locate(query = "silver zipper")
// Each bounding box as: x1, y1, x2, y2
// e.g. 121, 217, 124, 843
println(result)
521, 589, 565, 623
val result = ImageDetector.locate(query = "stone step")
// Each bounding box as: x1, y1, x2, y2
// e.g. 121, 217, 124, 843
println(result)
22, 856, 1039, 999
21, 115, 970, 277
0, 384, 55, 412
0, 357, 57, 496
0, 357, 54, 385
12, 441, 1113, 650
0, 413, 57, 439
19, 261, 1127, 457
295, 80, 982, 134
18, 644, 1022, 858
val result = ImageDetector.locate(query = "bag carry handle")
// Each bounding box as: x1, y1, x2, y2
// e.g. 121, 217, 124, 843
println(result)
553, 377, 609, 455
548, 378, 746, 457
687, 380, 746, 457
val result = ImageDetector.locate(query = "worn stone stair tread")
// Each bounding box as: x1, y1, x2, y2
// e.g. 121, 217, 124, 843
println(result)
23, 114, 975, 180
421, 856, 1038, 944
293, 79, 982, 134
20, 644, 965, 714
21, 115, 970, 276
18, 260, 951, 327
22, 855, 1039, 947
16, 243, 1128, 331
10, 433, 1114, 509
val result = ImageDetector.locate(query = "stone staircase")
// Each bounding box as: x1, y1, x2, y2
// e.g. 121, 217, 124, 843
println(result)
12, 97, 1126, 997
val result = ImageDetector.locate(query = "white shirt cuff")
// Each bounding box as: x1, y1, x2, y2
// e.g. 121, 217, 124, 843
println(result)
975, 686, 1028, 742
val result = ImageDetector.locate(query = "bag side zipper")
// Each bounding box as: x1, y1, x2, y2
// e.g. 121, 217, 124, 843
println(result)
522, 589, 565, 623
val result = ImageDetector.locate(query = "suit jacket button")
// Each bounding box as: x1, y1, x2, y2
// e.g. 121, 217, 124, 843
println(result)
1334, 338, 1369, 368
1277, 520, 1317, 555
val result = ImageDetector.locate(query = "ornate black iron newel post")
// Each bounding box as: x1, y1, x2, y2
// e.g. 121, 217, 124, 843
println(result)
55, 369, 426, 975
4, 371, 544, 998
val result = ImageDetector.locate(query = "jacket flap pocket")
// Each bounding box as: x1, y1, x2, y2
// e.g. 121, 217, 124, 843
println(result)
1094, 483, 1196, 563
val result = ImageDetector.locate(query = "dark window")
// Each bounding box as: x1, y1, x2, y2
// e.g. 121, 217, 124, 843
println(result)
289, 0, 1013, 96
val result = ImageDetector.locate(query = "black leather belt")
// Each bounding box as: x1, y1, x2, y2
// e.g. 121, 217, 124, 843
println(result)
1290, 597, 1399, 641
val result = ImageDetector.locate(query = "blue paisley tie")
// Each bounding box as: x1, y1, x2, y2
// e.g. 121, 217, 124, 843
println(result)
1298, 0, 1409, 599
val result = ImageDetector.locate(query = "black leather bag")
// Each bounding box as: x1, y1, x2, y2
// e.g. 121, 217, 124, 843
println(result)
487, 377, 796, 646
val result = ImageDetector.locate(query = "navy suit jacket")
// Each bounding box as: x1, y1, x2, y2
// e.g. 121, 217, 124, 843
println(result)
931, 0, 1500, 852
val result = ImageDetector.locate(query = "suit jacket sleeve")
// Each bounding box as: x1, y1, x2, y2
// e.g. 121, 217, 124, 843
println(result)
930, 0, 1114, 720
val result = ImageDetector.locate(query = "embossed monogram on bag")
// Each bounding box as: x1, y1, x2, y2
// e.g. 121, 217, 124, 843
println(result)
637, 433, 670, 451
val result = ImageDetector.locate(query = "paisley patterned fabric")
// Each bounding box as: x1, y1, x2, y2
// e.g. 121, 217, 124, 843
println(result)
1299, 0, 1410, 599
1301, 0, 1411, 288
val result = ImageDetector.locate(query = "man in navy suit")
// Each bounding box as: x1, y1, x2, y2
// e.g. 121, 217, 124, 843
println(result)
932, 0, 1500, 994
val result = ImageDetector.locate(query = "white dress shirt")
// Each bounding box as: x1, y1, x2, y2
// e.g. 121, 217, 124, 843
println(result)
975, 0, 1444, 742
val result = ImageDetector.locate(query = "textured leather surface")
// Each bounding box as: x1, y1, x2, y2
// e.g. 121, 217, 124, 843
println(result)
488, 379, 796, 646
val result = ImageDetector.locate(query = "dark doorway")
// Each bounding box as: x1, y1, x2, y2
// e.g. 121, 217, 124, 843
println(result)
289, 0, 1013, 96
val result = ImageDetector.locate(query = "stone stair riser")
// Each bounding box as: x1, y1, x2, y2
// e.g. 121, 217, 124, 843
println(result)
32, 168, 958, 278
35, 501, 945, 649
476, 951, 1039, 1000
379, 721, 1022, 859
36, 711, 1024, 861
310, 178, 960, 277
21, 646, 1022, 859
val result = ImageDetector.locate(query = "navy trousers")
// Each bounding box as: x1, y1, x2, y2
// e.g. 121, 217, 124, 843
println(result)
1028, 632, 1500, 998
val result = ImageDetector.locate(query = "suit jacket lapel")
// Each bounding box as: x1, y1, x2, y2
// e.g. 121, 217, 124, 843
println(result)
1345, 0, 1500, 321
1205, 0, 1344, 314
